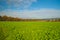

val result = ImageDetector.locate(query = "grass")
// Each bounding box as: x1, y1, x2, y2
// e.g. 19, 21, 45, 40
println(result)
0, 21, 60, 40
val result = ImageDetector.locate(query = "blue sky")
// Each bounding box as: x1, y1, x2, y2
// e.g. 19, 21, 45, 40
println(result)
30, 0, 60, 10
0, 0, 60, 19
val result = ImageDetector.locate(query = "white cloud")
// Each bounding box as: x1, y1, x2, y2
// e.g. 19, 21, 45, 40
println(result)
0, 9, 60, 19
6, 0, 37, 9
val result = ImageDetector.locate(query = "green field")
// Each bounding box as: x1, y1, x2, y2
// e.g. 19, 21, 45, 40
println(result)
0, 22, 60, 40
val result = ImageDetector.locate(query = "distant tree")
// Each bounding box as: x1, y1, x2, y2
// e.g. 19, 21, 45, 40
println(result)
2, 15, 8, 21
0, 16, 1, 20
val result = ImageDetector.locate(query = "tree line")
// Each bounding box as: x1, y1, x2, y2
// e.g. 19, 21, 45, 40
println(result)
0, 16, 21, 21
0, 15, 60, 22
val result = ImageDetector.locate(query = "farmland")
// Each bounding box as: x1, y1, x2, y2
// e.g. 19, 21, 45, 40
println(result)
0, 21, 60, 40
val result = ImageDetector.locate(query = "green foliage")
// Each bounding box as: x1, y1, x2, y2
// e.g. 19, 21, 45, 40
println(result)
0, 22, 60, 40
